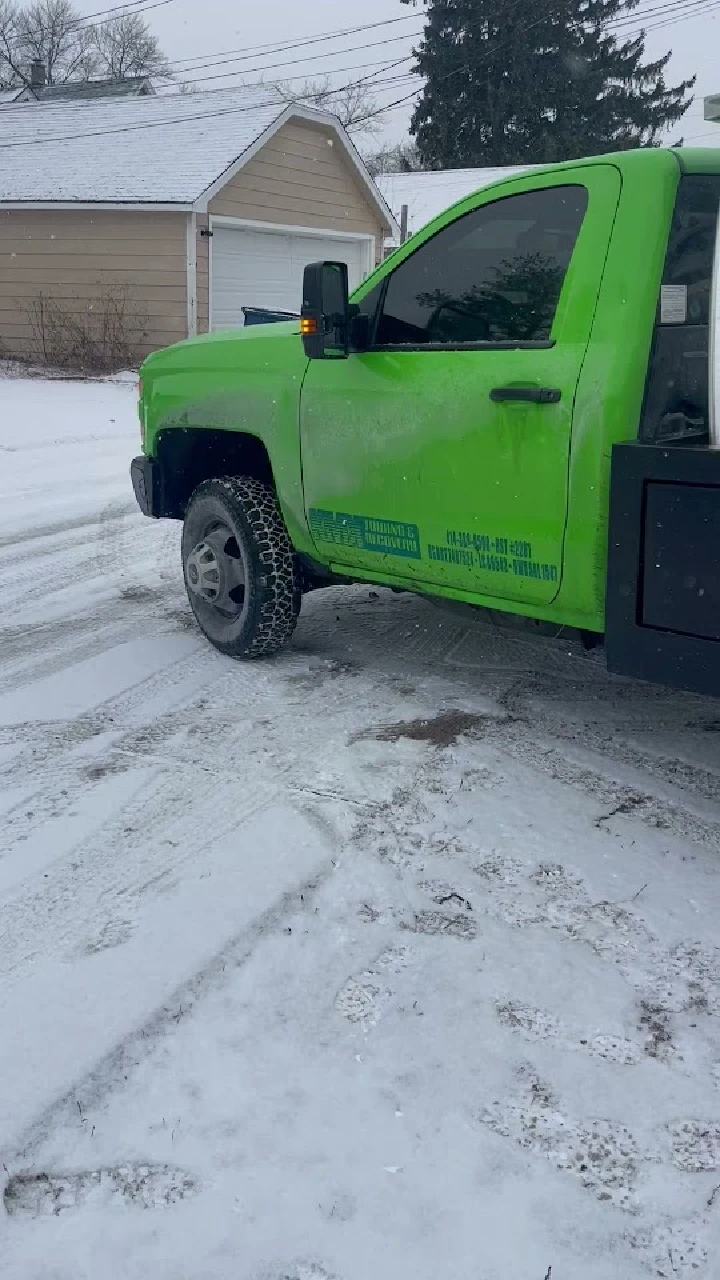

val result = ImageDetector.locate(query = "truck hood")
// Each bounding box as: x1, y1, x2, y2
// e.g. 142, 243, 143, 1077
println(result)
141, 319, 302, 378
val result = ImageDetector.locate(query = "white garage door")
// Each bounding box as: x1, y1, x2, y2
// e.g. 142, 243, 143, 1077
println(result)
210, 224, 372, 329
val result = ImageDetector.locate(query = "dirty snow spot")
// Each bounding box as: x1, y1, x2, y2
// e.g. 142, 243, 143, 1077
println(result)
629, 1216, 709, 1278
496, 1001, 641, 1065
496, 1000, 561, 1040
356, 709, 495, 747
652, 942, 720, 1015
637, 1001, 674, 1061
480, 1073, 640, 1210
356, 902, 380, 923
530, 862, 584, 895
401, 909, 477, 940
417, 879, 473, 912
264, 1263, 337, 1280
585, 1034, 640, 1066
334, 946, 413, 1026
3, 1164, 196, 1216
669, 1121, 720, 1172
590, 900, 653, 949
335, 974, 391, 1026
374, 945, 413, 972
473, 851, 524, 885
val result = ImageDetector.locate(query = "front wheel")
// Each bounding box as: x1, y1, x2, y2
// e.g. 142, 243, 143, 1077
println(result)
181, 476, 301, 658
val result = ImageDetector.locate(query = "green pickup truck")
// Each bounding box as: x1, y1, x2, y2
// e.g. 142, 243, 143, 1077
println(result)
131, 146, 720, 699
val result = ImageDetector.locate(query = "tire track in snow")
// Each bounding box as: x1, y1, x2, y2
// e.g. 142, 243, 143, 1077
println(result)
356, 703, 720, 856
0, 651, 300, 808
0, 611, 183, 699
1, 661, 268, 809
487, 721, 720, 852
494, 672, 720, 808
300, 589, 720, 841
0, 507, 135, 553
3, 862, 336, 1170
0, 655, 370, 976
0, 765, 284, 978
2, 503, 137, 613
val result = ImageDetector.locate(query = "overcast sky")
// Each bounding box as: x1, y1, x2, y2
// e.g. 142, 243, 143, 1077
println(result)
80, 0, 720, 148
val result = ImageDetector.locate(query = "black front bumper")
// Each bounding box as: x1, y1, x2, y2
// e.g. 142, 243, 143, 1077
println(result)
130, 455, 162, 518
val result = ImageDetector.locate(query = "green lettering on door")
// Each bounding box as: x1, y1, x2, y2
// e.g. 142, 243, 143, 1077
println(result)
309, 509, 421, 560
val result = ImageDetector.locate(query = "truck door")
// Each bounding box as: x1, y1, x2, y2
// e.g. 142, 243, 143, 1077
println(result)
300, 166, 621, 606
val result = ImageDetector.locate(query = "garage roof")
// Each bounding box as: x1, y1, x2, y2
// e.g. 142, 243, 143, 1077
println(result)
376, 166, 535, 241
0, 86, 397, 230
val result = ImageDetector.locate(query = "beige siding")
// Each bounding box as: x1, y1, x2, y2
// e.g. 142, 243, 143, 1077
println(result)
0, 208, 187, 363
208, 119, 386, 249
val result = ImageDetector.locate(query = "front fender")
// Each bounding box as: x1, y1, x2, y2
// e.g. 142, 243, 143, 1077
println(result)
141, 324, 314, 553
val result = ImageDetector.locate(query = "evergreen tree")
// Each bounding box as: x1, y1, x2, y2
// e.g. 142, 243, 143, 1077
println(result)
401, 0, 695, 167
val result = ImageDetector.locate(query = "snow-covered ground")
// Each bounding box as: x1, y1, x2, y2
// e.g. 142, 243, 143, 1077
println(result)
1, 371, 720, 1280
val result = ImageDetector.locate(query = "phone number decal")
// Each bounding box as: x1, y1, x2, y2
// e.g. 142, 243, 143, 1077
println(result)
427, 529, 558, 583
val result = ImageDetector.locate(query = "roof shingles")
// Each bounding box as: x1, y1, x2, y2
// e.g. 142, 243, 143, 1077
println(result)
0, 88, 300, 205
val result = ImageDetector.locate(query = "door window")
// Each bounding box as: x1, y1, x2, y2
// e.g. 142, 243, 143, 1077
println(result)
374, 185, 588, 347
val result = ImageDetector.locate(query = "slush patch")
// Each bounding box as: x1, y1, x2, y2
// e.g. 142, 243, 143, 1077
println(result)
309, 509, 421, 559
480, 1073, 640, 1210
355, 709, 493, 747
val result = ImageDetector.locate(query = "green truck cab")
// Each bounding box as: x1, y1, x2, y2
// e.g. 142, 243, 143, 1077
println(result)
131, 147, 720, 698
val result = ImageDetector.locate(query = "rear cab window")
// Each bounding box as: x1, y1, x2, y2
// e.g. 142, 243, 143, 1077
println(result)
640, 174, 720, 445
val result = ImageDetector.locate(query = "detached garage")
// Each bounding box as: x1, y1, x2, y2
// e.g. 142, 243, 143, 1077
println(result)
210, 224, 373, 329
0, 88, 396, 365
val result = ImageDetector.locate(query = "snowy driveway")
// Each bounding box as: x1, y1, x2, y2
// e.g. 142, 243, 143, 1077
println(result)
1, 372, 720, 1280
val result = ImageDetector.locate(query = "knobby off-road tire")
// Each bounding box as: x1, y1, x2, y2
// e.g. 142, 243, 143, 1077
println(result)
181, 475, 301, 659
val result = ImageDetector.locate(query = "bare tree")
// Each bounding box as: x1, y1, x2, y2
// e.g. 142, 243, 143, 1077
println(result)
17, 0, 95, 85
92, 12, 169, 81
270, 75, 382, 139
0, 0, 168, 88
0, 0, 22, 86
363, 140, 422, 178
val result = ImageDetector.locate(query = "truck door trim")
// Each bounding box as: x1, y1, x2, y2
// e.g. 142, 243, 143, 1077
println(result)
710, 199, 720, 447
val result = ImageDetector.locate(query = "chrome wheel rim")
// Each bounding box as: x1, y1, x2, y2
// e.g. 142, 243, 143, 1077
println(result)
185, 521, 247, 623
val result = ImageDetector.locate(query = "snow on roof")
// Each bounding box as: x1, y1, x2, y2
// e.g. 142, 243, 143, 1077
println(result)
376, 166, 534, 240
0, 87, 343, 206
